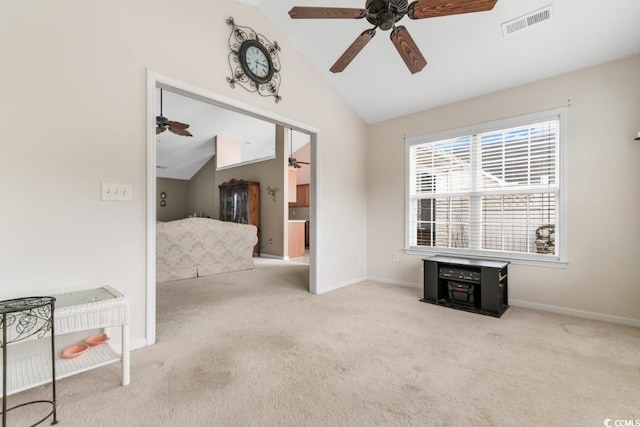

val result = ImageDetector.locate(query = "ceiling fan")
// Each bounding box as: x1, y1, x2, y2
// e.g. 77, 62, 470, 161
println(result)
156, 89, 193, 137
288, 134, 309, 169
288, 0, 498, 74
289, 157, 309, 169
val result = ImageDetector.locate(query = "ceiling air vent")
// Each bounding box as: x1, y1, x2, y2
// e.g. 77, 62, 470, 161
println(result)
502, 5, 553, 37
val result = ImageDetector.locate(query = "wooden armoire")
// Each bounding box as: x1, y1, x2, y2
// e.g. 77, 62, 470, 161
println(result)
219, 179, 260, 255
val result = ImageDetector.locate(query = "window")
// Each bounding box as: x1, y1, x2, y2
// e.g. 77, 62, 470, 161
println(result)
406, 109, 565, 263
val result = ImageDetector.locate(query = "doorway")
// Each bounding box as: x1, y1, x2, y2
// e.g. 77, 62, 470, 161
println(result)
146, 71, 319, 346
287, 128, 312, 264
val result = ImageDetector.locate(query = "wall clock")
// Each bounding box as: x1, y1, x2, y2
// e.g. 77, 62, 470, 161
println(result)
226, 17, 282, 103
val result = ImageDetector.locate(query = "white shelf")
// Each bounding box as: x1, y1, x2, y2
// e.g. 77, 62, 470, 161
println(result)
2, 286, 130, 396
5, 344, 120, 395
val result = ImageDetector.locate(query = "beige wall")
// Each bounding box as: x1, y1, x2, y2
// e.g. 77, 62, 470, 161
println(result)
214, 126, 288, 258
188, 157, 216, 218
158, 160, 215, 222
9, 0, 632, 346
1, 0, 368, 346
215, 135, 242, 169
180, 128, 290, 258
367, 54, 640, 323
156, 178, 189, 221
292, 144, 310, 185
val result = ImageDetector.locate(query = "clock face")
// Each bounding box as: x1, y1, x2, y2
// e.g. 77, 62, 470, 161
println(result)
239, 40, 274, 84
246, 46, 269, 77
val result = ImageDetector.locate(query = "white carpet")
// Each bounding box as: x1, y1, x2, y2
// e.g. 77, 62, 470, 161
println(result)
6, 258, 640, 426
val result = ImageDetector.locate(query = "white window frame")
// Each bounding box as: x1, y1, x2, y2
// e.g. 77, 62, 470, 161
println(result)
405, 108, 568, 267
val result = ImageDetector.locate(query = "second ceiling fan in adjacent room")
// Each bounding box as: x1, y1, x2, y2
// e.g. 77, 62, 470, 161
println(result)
156, 89, 193, 137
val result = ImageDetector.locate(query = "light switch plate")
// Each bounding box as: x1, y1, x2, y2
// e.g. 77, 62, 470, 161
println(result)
101, 182, 133, 201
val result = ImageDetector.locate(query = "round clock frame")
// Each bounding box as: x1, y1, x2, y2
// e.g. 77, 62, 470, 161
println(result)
238, 39, 275, 85
226, 17, 282, 103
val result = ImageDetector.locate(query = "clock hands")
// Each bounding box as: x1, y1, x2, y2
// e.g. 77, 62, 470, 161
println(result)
226, 18, 282, 102
246, 47, 270, 77
249, 59, 268, 76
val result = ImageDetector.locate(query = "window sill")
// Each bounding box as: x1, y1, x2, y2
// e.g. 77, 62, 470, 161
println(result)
403, 247, 568, 269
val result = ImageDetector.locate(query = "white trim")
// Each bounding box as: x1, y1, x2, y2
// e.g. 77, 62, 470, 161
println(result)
403, 248, 568, 268
259, 253, 287, 260
404, 107, 568, 265
216, 154, 276, 171
367, 276, 421, 289
130, 337, 148, 352
145, 74, 157, 346
364, 277, 640, 328
146, 70, 320, 345
510, 299, 640, 328
309, 132, 319, 295
110, 337, 147, 354
405, 107, 567, 145
556, 107, 569, 263
315, 276, 367, 295
232, 0, 262, 5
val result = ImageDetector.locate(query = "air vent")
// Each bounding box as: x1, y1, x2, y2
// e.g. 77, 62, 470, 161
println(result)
502, 5, 552, 37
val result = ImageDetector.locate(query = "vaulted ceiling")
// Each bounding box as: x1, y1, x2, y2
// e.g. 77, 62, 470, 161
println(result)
156, 88, 310, 180
159, 0, 640, 179
252, 0, 640, 123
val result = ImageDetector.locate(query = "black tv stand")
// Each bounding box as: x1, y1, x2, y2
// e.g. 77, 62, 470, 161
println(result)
421, 256, 509, 318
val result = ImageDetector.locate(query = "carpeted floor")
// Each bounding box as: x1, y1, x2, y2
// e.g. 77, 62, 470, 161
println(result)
6, 258, 640, 426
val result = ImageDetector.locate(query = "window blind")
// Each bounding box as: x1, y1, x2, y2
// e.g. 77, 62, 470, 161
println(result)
408, 116, 561, 259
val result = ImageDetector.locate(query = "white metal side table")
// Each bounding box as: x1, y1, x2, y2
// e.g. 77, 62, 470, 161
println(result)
1, 296, 57, 426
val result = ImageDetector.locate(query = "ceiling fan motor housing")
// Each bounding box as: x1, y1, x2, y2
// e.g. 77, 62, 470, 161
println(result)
366, 0, 408, 30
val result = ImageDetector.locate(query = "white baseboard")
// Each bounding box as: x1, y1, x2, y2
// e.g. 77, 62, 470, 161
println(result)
130, 337, 148, 351
258, 253, 286, 260
367, 276, 640, 328
367, 276, 421, 289
111, 337, 148, 354
316, 276, 368, 295
509, 299, 640, 328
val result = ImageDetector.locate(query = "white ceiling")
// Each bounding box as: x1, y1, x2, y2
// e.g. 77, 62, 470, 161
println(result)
253, 0, 640, 124
159, 0, 640, 179
156, 88, 272, 180
156, 88, 310, 180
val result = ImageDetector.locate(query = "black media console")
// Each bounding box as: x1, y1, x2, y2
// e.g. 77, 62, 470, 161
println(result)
421, 256, 509, 318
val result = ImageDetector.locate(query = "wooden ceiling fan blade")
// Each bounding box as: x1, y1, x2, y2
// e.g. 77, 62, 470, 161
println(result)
156, 126, 166, 135
288, 6, 367, 19
330, 29, 376, 73
169, 127, 193, 137
408, 0, 498, 19
391, 26, 427, 74
289, 158, 301, 168
166, 120, 190, 130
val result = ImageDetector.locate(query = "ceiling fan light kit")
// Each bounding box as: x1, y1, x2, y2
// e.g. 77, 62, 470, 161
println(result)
288, 0, 498, 74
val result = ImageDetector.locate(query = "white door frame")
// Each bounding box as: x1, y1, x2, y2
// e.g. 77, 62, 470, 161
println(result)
146, 70, 319, 345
